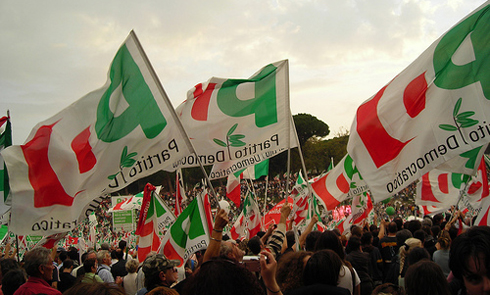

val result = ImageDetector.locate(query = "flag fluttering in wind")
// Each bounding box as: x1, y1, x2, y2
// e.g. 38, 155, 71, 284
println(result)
176, 60, 296, 180
311, 154, 368, 210
226, 171, 243, 207
108, 192, 143, 213
348, 2, 490, 200
0, 116, 12, 216
136, 183, 176, 263
231, 190, 262, 240
160, 189, 213, 267
242, 159, 269, 180
289, 172, 309, 225
175, 168, 185, 216
2, 31, 193, 235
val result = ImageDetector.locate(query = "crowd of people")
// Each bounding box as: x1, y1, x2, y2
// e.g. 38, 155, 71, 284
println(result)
0, 195, 489, 295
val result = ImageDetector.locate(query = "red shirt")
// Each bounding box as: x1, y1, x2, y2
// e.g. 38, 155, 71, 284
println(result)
13, 276, 62, 295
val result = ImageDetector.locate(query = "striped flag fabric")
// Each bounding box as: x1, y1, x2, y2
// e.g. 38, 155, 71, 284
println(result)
0, 116, 12, 216
136, 183, 176, 263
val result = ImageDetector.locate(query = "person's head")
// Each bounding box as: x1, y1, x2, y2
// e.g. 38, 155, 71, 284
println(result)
303, 249, 343, 286
304, 230, 321, 252
314, 230, 344, 260
393, 217, 404, 232
361, 231, 373, 246
371, 283, 406, 295
405, 260, 450, 295
433, 213, 444, 226
388, 222, 398, 234
63, 282, 126, 295
62, 259, 75, 272
83, 258, 98, 273
1, 269, 26, 295
181, 257, 263, 295
68, 248, 79, 262
345, 236, 362, 254
247, 236, 263, 255
437, 230, 451, 250
97, 250, 112, 266
220, 240, 245, 262
23, 247, 55, 281
407, 247, 430, 266
276, 251, 313, 291
396, 229, 413, 248
350, 225, 362, 238
450, 226, 490, 295
118, 240, 127, 251
413, 229, 427, 243
142, 254, 180, 289
100, 243, 110, 251
0, 258, 20, 279
115, 249, 124, 260
125, 259, 139, 274
431, 225, 441, 239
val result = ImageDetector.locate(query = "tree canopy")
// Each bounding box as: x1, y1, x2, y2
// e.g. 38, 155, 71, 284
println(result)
293, 113, 330, 146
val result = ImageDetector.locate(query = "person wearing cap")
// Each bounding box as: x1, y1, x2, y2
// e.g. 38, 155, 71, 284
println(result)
136, 254, 180, 295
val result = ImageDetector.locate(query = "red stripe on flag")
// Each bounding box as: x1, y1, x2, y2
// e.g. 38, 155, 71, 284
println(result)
71, 127, 96, 174
438, 173, 449, 194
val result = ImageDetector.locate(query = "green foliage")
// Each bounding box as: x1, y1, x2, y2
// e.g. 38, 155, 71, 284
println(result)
293, 113, 330, 146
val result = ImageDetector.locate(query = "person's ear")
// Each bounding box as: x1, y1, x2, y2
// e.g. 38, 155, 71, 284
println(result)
159, 270, 166, 282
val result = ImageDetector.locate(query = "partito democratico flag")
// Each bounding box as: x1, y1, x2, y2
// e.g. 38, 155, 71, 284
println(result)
1, 31, 193, 235
348, 2, 490, 200
175, 60, 296, 180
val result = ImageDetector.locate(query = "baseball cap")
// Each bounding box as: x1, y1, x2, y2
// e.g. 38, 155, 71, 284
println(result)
142, 254, 180, 276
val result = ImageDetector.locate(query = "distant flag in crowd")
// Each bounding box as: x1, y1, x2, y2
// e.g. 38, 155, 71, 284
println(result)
34, 232, 68, 249
311, 154, 368, 210
226, 171, 243, 207
0, 115, 12, 216
136, 183, 176, 263
160, 189, 213, 267
351, 192, 374, 226
348, 2, 490, 200
475, 192, 490, 226
289, 172, 309, 225
108, 191, 144, 212
175, 168, 185, 216
231, 190, 262, 240
327, 157, 334, 172
242, 159, 269, 180
176, 60, 296, 178
88, 212, 97, 249
262, 199, 285, 228
1, 31, 194, 236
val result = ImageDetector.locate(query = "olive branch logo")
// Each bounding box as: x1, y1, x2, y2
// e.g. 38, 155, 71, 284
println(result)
108, 146, 138, 182
213, 123, 246, 160
439, 97, 478, 144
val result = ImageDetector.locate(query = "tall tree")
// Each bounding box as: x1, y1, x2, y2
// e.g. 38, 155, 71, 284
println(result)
293, 113, 329, 146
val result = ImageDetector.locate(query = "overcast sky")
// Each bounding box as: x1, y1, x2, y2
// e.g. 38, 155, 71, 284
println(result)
0, 0, 486, 144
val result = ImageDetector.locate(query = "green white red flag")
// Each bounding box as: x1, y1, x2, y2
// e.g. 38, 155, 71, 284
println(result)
108, 192, 143, 213
160, 189, 213, 267
242, 159, 269, 180
289, 172, 309, 225
226, 171, 243, 207
230, 190, 262, 240
136, 183, 176, 263
2, 31, 193, 235
310, 154, 368, 210
0, 116, 12, 216
176, 60, 297, 180
348, 2, 490, 200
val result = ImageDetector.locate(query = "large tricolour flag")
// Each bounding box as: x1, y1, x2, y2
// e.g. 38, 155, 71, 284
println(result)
348, 2, 490, 201
1, 31, 194, 235
160, 189, 213, 267
176, 60, 297, 180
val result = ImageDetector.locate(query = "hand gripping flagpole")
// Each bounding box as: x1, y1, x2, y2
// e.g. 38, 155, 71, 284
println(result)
129, 30, 221, 210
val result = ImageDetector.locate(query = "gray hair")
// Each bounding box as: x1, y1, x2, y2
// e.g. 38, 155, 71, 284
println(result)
24, 247, 51, 277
